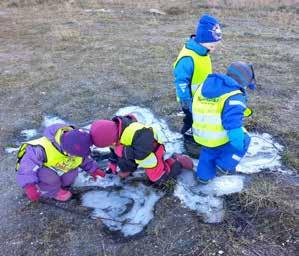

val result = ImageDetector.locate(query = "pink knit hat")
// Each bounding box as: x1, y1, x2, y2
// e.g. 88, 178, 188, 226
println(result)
90, 120, 118, 147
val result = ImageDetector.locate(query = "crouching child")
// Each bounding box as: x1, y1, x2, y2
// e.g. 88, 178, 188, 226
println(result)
16, 124, 106, 202
192, 61, 256, 183
90, 115, 194, 185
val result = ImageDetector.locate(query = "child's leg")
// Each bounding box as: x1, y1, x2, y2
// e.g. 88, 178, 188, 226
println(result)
196, 147, 217, 183
216, 135, 251, 174
181, 108, 193, 134
61, 169, 79, 187
37, 167, 61, 198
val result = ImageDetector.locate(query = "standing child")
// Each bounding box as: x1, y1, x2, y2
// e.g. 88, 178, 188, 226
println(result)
173, 14, 222, 134
192, 61, 256, 183
16, 124, 106, 201
90, 115, 193, 185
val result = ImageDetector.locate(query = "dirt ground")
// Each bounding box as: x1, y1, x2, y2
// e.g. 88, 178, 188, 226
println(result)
0, 0, 298, 255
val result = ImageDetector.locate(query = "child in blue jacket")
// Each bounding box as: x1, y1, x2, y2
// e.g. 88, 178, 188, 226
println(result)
192, 61, 256, 182
173, 14, 222, 134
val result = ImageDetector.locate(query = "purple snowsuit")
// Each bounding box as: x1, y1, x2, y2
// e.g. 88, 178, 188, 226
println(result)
16, 124, 99, 198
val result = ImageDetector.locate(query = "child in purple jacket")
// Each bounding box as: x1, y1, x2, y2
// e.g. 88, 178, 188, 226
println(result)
16, 124, 105, 202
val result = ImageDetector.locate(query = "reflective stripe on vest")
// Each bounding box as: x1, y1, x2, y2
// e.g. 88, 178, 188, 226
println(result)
16, 128, 83, 175
119, 122, 161, 168
192, 85, 243, 147
173, 46, 212, 97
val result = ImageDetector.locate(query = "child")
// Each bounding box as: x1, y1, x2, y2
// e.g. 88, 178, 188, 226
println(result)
90, 115, 194, 185
16, 124, 105, 201
192, 61, 255, 182
173, 14, 222, 134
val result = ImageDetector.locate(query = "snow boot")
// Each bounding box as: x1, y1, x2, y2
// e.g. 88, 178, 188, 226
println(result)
54, 188, 72, 201
173, 153, 194, 170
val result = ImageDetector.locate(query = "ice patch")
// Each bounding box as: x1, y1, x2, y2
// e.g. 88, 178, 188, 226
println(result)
238, 133, 284, 174
8, 106, 291, 236
20, 129, 38, 140
5, 147, 19, 154
42, 116, 66, 127
174, 171, 246, 223
74, 172, 122, 188
82, 184, 162, 237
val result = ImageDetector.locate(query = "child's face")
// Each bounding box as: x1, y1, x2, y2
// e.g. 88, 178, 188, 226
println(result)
201, 42, 220, 53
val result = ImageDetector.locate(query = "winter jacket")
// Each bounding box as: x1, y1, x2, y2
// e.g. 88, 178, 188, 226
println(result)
173, 36, 210, 110
200, 74, 248, 130
16, 124, 99, 188
110, 116, 156, 172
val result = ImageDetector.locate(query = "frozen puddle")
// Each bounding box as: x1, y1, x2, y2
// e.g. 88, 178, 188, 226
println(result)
7, 106, 289, 236
82, 183, 162, 236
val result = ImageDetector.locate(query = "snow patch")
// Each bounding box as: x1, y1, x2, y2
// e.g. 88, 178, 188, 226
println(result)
238, 133, 284, 174
82, 184, 162, 237
7, 106, 290, 236
42, 116, 66, 127
20, 129, 38, 140
5, 147, 19, 154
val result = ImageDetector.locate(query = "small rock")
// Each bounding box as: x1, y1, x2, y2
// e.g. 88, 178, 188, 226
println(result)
148, 9, 166, 15
218, 250, 224, 255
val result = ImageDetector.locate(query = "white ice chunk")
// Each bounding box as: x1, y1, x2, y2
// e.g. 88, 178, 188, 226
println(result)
73, 172, 122, 188
20, 129, 38, 140
42, 116, 66, 127
199, 175, 245, 196
5, 147, 20, 154
174, 171, 225, 223
238, 133, 284, 174
82, 184, 163, 236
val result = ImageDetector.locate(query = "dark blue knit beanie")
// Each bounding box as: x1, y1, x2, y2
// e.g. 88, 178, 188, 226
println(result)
195, 14, 222, 43
227, 61, 256, 90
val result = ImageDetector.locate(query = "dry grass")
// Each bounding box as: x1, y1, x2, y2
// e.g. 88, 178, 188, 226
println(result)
0, 1, 298, 254
1, 0, 298, 9
239, 176, 297, 217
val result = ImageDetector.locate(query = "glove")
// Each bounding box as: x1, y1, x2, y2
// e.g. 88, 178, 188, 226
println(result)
91, 169, 106, 180
107, 162, 117, 174
24, 184, 40, 202
172, 153, 194, 170
227, 128, 245, 152
118, 171, 131, 178
114, 144, 124, 157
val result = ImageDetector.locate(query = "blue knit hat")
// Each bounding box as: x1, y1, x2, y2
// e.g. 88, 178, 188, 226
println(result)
195, 14, 222, 43
227, 61, 256, 90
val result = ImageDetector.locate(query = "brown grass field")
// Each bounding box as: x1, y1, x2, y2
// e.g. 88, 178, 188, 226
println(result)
0, 1, 298, 255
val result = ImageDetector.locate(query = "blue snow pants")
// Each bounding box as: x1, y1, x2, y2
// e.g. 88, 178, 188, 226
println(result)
196, 134, 251, 182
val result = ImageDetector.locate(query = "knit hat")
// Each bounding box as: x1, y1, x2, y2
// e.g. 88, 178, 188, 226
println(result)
195, 14, 222, 43
227, 61, 256, 90
60, 129, 92, 157
90, 120, 118, 148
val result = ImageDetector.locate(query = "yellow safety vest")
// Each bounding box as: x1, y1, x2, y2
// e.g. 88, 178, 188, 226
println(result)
16, 127, 83, 175
192, 85, 249, 147
120, 122, 162, 169
173, 46, 212, 97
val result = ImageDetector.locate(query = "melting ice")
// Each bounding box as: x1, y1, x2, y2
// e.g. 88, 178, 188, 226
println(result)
8, 106, 288, 236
